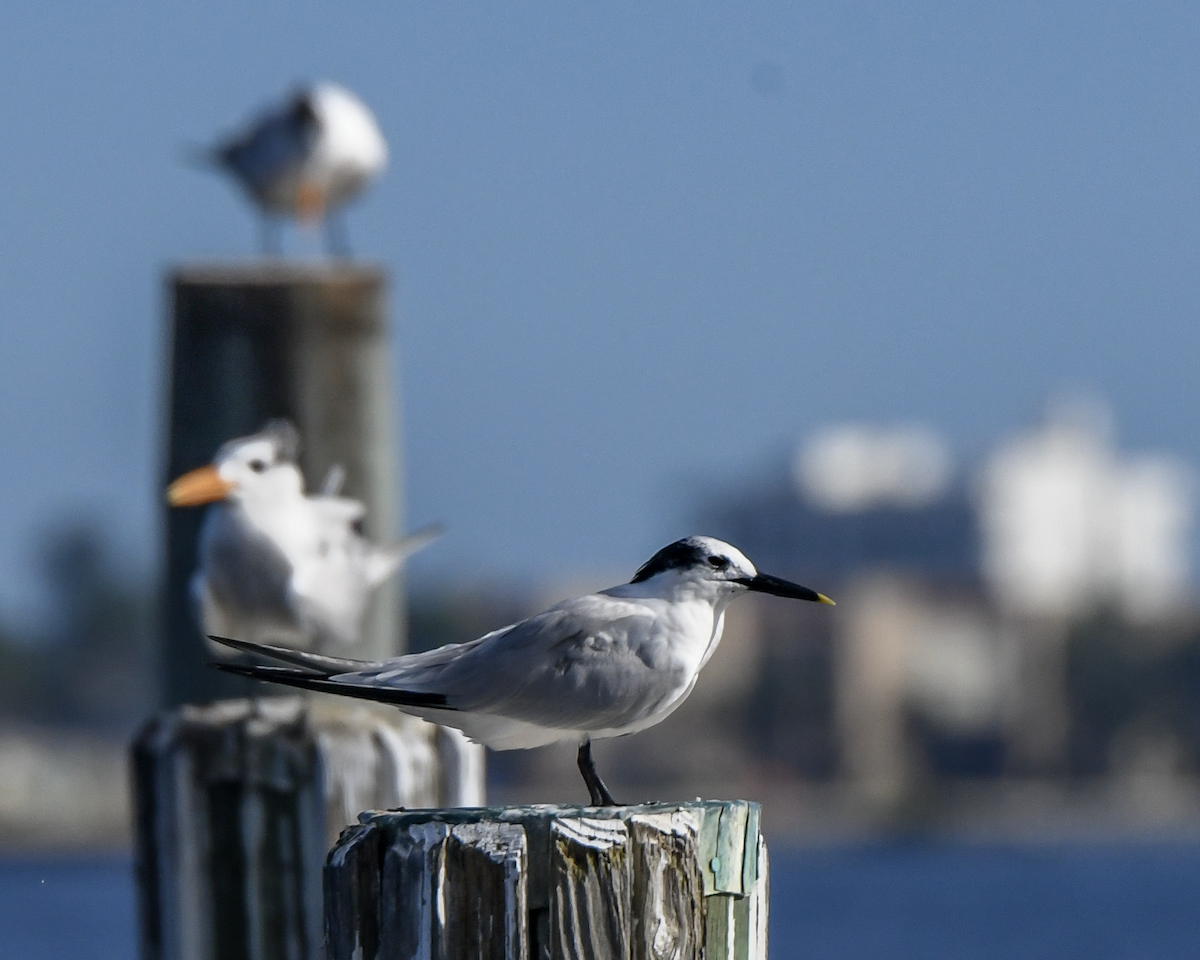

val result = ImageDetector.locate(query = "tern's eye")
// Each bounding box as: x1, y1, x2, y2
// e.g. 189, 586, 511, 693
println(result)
249, 459, 267, 473
708, 555, 729, 569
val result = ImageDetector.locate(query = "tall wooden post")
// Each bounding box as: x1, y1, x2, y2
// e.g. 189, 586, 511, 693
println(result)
139, 263, 487, 960
162, 263, 403, 706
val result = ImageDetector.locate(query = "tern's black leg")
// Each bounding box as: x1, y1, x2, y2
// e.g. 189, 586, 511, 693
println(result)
324, 212, 352, 259
260, 216, 283, 257
577, 739, 617, 806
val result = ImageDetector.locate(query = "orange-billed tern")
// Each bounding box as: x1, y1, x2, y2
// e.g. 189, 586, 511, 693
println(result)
168, 421, 439, 653
211, 535, 832, 804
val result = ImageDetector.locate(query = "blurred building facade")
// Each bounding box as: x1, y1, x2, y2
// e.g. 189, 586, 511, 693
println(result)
695, 401, 1199, 812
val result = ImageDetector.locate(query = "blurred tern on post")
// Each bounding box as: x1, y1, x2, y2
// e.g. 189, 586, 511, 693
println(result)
211, 536, 833, 805
199, 82, 388, 255
168, 420, 439, 653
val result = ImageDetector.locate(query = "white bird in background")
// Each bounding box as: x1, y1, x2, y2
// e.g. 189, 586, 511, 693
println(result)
167, 421, 440, 653
201, 82, 388, 255
212, 536, 833, 805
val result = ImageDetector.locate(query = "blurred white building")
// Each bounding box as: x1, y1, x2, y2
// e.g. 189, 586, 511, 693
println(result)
795, 423, 954, 512
979, 399, 1194, 621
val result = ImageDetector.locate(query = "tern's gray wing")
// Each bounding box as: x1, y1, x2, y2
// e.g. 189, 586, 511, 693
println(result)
217, 95, 317, 199
199, 504, 296, 626
341, 595, 686, 731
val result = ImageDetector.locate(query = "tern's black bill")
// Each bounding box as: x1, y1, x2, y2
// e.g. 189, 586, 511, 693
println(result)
739, 573, 835, 605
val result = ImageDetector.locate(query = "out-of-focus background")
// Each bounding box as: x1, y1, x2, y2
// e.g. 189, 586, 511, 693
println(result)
5, 2, 1200, 957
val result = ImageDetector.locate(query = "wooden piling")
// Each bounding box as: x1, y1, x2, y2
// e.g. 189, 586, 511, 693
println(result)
163, 263, 403, 706
324, 801, 768, 960
133, 697, 486, 960
140, 263, 489, 960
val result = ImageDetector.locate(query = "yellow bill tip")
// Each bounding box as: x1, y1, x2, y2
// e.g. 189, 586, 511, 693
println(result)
817, 593, 836, 606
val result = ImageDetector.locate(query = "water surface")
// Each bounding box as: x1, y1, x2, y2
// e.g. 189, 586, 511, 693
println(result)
3, 843, 1199, 959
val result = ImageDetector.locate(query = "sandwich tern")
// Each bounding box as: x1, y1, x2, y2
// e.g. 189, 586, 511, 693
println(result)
200, 82, 387, 255
168, 420, 439, 652
211, 535, 832, 804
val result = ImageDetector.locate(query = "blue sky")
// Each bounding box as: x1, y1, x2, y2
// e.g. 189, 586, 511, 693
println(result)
2, 2, 1199, 616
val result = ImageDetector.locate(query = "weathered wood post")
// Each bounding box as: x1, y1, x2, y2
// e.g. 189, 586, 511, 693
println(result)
135, 263, 486, 960
133, 699, 484, 960
325, 801, 768, 960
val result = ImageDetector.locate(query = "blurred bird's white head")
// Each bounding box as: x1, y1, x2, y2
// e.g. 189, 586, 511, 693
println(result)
309, 83, 388, 190
622, 535, 835, 606
167, 421, 304, 508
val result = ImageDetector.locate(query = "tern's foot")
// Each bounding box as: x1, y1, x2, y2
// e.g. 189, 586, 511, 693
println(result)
577, 740, 619, 806
588, 778, 617, 807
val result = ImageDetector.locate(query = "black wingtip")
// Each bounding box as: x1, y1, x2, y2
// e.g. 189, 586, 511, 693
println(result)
209, 634, 273, 657
207, 659, 454, 710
